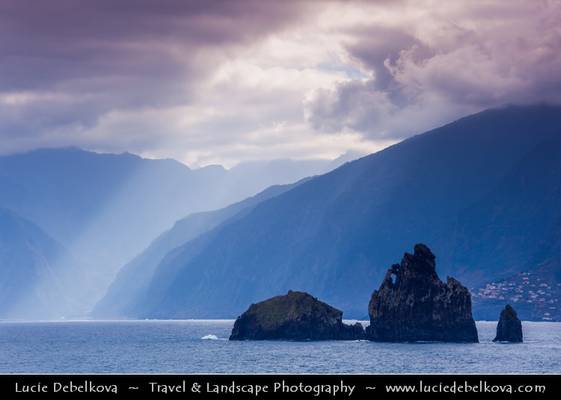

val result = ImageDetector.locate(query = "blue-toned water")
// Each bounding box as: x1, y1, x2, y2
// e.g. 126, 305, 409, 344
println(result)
0, 320, 559, 373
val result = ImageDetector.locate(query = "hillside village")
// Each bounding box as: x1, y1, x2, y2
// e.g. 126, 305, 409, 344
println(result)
474, 272, 561, 321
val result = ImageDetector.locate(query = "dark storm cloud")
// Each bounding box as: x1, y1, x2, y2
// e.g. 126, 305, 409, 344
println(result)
306, 0, 561, 139
345, 26, 423, 92
0, 0, 307, 145
3, 0, 561, 160
0, 0, 304, 90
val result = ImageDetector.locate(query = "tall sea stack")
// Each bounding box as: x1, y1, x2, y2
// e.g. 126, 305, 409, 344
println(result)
366, 244, 479, 342
493, 304, 523, 343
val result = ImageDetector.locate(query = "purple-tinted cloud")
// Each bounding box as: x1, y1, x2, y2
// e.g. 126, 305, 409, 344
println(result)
306, 0, 561, 139
0, 0, 308, 146
0, 0, 304, 90
1, 1, 560, 163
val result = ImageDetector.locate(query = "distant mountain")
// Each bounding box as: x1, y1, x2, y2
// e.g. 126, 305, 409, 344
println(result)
0, 208, 93, 319
125, 104, 561, 320
93, 180, 304, 318
0, 147, 354, 318
223, 152, 363, 199
0, 148, 208, 267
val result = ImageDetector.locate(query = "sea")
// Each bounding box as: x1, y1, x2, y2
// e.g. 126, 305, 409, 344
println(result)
0, 320, 559, 373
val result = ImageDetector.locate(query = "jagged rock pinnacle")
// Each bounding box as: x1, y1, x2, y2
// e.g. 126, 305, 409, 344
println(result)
366, 244, 479, 342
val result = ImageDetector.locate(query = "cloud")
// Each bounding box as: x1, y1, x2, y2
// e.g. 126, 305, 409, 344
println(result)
0, 1, 315, 154
1, 0, 560, 164
305, 0, 561, 139
0, 0, 305, 90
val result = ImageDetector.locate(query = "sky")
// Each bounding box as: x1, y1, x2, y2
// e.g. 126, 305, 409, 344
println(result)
0, 0, 560, 167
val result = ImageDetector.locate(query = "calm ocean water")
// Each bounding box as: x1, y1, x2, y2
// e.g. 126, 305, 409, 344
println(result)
0, 320, 559, 373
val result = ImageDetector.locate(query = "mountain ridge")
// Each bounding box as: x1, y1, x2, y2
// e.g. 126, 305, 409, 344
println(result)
123, 104, 561, 320
93, 179, 306, 318
1, 146, 352, 318
0, 208, 94, 319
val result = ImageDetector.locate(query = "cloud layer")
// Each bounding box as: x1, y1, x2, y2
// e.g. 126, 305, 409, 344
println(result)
306, 0, 561, 139
1, 0, 560, 165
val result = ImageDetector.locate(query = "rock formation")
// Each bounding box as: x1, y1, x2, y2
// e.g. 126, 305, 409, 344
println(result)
493, 304, 523, 342
229, 290, 364, 340
366, 244, 479, 342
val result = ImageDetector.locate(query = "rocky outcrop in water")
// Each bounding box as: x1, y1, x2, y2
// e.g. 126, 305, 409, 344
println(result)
229, 290, 364, 341
366, 244, 479, 342
493, 304, 523, 342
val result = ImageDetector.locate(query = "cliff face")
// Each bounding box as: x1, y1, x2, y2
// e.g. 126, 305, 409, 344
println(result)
367, 244, 479, 342
494, 305, 523, 342
229, 291, 364, 341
